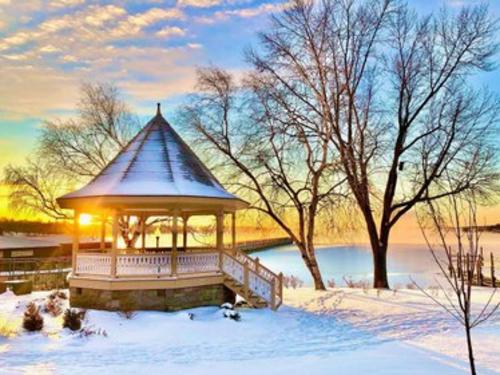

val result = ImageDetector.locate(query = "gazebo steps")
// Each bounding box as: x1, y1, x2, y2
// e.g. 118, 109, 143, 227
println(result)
223, 276, 268, 309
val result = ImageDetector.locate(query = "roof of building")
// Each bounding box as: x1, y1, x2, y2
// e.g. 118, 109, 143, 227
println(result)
57, 104, 246, 211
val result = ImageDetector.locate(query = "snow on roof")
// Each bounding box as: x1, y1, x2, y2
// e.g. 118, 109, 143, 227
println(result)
58, 104, 238, 201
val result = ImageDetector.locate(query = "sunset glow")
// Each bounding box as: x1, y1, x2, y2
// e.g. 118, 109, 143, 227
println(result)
79, 214, 92, 226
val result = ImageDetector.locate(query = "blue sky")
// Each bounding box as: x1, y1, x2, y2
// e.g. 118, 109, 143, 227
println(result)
0, 0, 499, 168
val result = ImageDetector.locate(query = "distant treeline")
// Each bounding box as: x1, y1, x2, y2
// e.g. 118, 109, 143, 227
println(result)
464, 224, 500, 233
0, 219, 70, 235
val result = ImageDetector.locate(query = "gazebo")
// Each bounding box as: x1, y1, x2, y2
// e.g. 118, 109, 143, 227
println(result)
57, 104, 282, 311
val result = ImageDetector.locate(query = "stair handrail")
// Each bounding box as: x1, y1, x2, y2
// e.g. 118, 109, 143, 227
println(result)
230, 250, 282, 298
221, 250, 282, 310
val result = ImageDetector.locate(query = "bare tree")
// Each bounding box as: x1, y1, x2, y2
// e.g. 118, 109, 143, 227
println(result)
181, 67, 347, 290
415, 191, 500, 375
3, 159, 71, 220
247, 0, 499, 288
40, 82, 139, 179
2, 83, 149, 245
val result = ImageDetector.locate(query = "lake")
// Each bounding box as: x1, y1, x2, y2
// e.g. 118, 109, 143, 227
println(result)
250, 240, 500, 287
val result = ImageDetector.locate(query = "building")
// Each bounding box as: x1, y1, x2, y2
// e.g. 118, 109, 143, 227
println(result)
57, 104, 282, 311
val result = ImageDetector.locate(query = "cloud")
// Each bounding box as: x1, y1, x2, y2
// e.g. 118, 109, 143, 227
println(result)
83, 4, 126, 27
2, 54, 28, 61
49, 0, 85, 8
196, 2, 287, 24
0, 3, 199, 119
0, 64, 80, 120
156, 26, 186, 38
446, 0, 480, 7
177, 0, 222, 8
39, 44, 61, 53
60, 54, 77, 62
110, 7, 185, 38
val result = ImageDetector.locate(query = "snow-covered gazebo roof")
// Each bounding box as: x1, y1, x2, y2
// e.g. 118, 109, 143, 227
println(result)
57, 104, 247, 213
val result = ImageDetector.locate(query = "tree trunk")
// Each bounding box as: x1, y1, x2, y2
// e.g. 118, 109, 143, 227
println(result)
372, 245, 390, 289
298, 244, 326, 290
309, 255, 326, 290
465, 323, 477, 375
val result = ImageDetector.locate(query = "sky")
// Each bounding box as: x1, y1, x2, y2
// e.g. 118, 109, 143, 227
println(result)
0, 0, 499, 222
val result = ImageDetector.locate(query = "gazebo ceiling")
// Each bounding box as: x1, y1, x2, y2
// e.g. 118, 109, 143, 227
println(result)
57, 104, 248, 212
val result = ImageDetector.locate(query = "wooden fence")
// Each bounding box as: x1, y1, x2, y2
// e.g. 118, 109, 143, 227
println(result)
450, 248, 499, 287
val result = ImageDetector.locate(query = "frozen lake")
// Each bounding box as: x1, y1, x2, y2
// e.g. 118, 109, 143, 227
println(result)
250, 237, 500, 287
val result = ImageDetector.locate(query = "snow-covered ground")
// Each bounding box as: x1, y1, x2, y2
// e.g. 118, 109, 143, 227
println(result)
0, 287, 499, 375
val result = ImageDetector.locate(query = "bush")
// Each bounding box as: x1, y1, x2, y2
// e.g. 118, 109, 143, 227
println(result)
327, 279, 336, 288
44, 298, 63, 317
48, 290, 67, 300
79, 326, 108, 338
220, 302, 234, 310
23, 302, 43, 332
223, 310, 241, 321
406, 283, 417, 290
282, 275, 304, 289
63, 309, 85, 331
343, 276, 370, 290
43, 290, 67, 317
234, 300, 249, 308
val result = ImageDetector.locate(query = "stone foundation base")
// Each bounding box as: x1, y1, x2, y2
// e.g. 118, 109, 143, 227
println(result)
70, 284, 236, 311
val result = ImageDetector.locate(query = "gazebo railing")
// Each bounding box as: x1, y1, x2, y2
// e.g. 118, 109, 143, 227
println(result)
74, 249, 283, 310
75, 254, 111, 276
116, 254, 171, 276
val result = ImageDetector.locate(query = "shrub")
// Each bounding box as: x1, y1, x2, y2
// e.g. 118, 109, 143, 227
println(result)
23, 302, 43, 332
220, 302, 234, 310
223, 310, 241, 321
117, 310, 137, 320
406, 283, 417, 290
234, 300, 249, 308
116, 297, 136, 319
282, 275, 304, 289
79, 326, 107, 338
48, 290, 67, 300
44, 298, 63, 317
343, 276, 370, 290
63, 309, 85, 331
327, 279, 336, 288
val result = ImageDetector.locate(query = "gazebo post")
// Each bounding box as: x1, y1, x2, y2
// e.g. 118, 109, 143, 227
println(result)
216, 211, 224, 269
111, 212, 119, 278
231, 212, 236, 254
72, 210, 80, 275
171, 211, 178, 275
100, 214, 106, 251
141, 213, 146, 252
182, 215, 188, 250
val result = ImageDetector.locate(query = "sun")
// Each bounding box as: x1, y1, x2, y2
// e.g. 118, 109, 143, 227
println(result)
79, 214, 92, 226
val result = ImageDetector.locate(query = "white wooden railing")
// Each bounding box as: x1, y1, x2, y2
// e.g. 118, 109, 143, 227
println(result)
75, 254, 111, 275
75, 249, 283, 310
222, 252, 282, 310
117, 254, 171, 276
177, 252, 219, 274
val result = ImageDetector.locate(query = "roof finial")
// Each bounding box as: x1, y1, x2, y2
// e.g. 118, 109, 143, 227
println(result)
156, 102, 161, 116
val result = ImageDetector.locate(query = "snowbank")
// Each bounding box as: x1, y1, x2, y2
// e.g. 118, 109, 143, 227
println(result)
0, 287, 499, 374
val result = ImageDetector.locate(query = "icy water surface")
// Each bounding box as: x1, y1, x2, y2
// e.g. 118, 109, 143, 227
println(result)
251, 243, 449, 287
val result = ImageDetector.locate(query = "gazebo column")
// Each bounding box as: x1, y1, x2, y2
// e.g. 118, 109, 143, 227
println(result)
231, 212, 236, 254
216, 211, 224, 270
100, 214, 106, 251
182, 215, 188, 250
111, 212, 119, 278
141, 213, 146, 252
72, 211, 80, 275
171, 211, 178, 275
